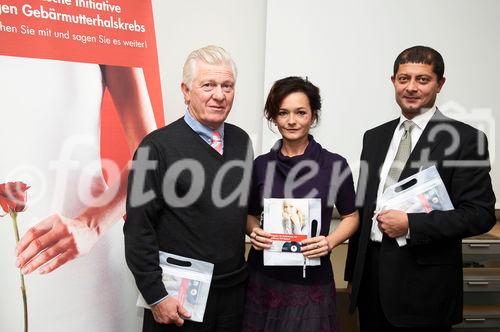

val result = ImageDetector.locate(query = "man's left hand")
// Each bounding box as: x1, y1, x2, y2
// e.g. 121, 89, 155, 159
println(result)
376, 210, 409, 238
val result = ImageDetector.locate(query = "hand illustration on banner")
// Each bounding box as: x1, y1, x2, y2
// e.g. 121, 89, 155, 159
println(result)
13, 65, 157, 275
16, 214, 100, 275
0, 1, 163, 330
0, 181, 30, 332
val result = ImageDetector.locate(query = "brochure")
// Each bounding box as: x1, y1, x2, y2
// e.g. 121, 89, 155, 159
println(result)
263, 198, 321, 266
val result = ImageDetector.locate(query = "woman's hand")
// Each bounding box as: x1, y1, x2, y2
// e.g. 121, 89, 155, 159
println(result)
300, 235, 332, 258
249, 227, 272, 251
15, 214, 99, 274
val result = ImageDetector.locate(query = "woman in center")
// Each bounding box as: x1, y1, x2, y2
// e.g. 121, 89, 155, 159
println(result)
243, 76, 359, 331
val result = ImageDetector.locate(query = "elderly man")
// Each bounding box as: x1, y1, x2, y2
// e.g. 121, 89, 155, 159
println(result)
124, 45, 253, 332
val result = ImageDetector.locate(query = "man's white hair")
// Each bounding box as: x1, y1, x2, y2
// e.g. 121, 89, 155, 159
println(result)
182, 45, 237, 89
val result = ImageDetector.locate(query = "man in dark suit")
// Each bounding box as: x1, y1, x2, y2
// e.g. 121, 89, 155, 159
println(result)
345, 46, 496, 331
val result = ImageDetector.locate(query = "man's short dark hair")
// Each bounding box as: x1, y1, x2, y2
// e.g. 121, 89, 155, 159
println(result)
264, 76, 321, 126
393, 46, 445, 81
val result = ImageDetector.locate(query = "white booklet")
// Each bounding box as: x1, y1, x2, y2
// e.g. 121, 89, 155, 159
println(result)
263, 198, 321, 266
372, 166, 454, 247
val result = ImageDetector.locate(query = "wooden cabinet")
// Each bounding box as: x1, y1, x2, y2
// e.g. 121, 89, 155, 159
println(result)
453, 223, 500, 331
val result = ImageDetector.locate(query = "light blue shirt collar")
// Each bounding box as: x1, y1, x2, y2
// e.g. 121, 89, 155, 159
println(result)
183, 110, 224, 150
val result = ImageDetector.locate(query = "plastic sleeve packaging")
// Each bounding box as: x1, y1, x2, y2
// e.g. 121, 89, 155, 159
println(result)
136, 251, 214, 322
374, 166, 454, 247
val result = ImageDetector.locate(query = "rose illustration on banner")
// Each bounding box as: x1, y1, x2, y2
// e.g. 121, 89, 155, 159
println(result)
0, 181, 30, 332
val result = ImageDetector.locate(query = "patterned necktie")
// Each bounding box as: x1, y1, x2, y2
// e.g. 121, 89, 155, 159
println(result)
211, 130, 223, 154
384, 120, 416, 190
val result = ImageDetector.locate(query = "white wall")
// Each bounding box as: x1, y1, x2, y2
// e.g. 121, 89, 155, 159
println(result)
152, 0, 500, 207
152, 0, 267, 153
263, 0, 500, 207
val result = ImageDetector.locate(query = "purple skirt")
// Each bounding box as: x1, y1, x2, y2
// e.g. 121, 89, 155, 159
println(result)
242, 269, 339, 332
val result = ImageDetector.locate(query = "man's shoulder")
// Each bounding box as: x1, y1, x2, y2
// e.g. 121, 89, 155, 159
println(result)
427, 111, 488, 146
224, 122, 250, 140
364, 118, 399, 138
140, 118, 188, 145
433, 111, 481, 134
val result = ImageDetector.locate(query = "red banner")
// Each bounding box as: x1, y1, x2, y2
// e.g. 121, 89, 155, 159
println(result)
0, 1, 163, 331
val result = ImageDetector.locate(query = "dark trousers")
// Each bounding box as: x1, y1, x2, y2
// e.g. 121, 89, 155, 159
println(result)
357, 241, 451, 332
143, 282, 246, 332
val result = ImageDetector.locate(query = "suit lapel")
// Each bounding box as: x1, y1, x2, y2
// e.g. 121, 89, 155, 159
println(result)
372, 122, 398, 172
364, 119, 399, 206
357, 119, 399, 248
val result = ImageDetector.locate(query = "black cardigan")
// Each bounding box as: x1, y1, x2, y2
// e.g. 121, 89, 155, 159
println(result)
124, 118, 253, 304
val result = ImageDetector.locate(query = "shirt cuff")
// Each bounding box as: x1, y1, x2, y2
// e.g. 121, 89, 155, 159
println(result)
150, 295, 168, 306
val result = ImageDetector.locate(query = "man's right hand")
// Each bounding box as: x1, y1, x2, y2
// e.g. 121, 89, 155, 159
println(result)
151, 296, 191, 326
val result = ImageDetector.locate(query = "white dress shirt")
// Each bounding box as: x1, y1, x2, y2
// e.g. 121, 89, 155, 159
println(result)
370, 107, 437, 241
